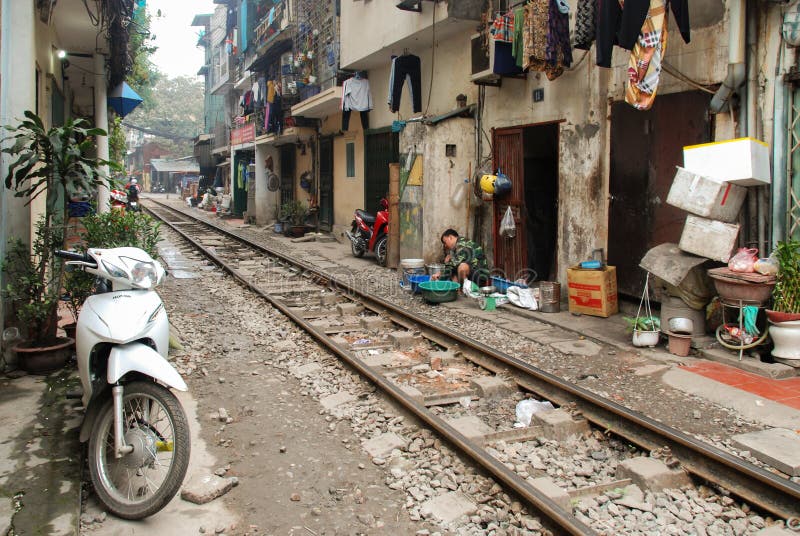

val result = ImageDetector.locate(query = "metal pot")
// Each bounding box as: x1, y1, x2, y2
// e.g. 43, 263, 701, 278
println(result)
426, 263, 445, 278
668, 317, 694, 335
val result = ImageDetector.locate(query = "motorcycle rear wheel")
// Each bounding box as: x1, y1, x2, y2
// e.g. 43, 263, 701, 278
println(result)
375, 235, 388, 267
87, 381, 190, 519
351, 225, 366, 257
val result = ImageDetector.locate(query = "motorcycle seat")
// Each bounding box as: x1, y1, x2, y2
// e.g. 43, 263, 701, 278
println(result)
355, 210, 375, 224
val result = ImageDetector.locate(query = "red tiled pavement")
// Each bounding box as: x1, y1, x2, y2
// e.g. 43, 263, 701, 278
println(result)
680, 361, 800, 410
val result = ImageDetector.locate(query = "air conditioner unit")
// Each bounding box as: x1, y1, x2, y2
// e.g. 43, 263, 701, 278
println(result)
470, 33, 524, 86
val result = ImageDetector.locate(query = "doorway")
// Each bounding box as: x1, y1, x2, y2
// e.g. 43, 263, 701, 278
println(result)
492, 123, 559, 283
364, 129, 399, 212
608, 91, 712, 299
280, 144, 296, 206
319, 136, 334, 231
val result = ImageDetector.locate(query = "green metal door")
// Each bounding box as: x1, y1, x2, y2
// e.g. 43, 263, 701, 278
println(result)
364, 130, 399, 212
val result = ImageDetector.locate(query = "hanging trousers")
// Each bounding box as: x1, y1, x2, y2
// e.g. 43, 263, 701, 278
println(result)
389, 54, 422, 113
342, 109, 370, 131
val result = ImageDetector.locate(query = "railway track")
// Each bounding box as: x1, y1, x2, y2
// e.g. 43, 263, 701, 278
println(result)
145, 199, 800, 534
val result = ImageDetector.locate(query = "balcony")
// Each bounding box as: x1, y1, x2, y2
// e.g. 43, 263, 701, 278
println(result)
340, 0, 482, 70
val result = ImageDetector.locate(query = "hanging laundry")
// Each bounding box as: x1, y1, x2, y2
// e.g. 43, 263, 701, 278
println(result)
267, 80, 276, 103
596, 0, 689, 68
544, 0, 573, 80
624, 0, 668, 110
388, 54, 422, 114
522, 0, 550, 72
512, 7, 525, 68
573, 0, 596, 51
341, 74, 373, 131
491, 11, 514, 43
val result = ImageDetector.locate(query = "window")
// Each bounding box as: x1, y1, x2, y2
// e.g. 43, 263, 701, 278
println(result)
346, 142, 355, 177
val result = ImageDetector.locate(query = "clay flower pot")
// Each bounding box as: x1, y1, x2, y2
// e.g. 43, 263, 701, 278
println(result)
13, 338, 74, 374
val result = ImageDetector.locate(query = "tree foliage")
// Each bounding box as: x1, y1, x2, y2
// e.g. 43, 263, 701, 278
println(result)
124, 76, 204, 157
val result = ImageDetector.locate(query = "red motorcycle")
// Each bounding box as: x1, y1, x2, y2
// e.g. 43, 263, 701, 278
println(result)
346, 198, 389, 266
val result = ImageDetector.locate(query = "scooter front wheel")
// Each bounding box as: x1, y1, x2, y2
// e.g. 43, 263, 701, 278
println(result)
87, 381, 190, 519
375, 235, 388, 267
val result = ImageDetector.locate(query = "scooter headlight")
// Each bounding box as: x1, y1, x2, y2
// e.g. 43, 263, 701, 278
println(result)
131, 261, 158, 289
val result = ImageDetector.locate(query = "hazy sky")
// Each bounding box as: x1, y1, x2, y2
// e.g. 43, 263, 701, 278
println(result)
147, 0, 217, 78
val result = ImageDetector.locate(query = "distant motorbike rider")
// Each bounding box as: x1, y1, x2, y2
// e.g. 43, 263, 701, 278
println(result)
126, 178, 141, 211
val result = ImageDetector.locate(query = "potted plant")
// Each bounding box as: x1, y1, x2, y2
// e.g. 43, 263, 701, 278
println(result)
767, 239, 800, 359
623, 315, 661, 347
280, 200, 308, 237
2, 111, 112, 372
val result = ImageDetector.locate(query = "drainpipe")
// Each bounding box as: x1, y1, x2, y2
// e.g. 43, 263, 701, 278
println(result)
771, 43, 788, 247
709, 0, 746, 114
94, 52, 110, 213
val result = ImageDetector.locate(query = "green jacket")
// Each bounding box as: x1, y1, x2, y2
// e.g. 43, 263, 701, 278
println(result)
445, 237, 488, 275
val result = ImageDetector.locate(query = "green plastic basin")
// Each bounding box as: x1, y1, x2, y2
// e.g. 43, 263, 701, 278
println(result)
418, 280, 460, 303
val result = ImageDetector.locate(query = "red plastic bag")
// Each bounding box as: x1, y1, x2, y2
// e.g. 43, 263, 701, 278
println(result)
728, 248, 758, 273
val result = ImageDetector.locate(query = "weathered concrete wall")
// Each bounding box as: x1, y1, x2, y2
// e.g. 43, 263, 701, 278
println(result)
320, 114, 366, 240
341, 1, 470, 68
400, 118, 476, 263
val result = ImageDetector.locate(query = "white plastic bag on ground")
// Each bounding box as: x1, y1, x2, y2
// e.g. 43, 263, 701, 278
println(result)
507, 286, 538, 310
462, 278, 481, 299
515, 399, 555, 427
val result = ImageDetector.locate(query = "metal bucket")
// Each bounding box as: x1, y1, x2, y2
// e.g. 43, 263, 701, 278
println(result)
539, 281, 561, 313
426, 263, 446, 279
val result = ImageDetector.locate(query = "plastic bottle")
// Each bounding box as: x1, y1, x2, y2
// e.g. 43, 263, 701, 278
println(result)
451, 178, 469, 207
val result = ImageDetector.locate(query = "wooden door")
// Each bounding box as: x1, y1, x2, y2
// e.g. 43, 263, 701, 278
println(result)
608, 91, 711, 298
492, 127, 527, 280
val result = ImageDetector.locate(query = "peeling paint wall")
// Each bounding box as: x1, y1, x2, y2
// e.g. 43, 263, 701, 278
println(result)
400, 118, 476, 263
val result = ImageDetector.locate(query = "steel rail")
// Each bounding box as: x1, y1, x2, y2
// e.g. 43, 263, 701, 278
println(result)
145, 202, 593, 535
147, 200, 800, 521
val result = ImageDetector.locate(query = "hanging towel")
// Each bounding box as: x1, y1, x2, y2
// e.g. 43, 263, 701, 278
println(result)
624, 0, 668, 110
491, 12, 514, 43
512, 7, 525, 68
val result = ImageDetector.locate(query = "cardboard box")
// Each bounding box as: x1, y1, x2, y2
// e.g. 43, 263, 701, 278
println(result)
567, 266, 619, 318
678, 215, 740, 262
666, 167, 747, 223
683, 137, 770, 186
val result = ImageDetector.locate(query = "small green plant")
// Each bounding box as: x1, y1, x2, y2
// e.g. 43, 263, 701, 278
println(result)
280, 200, 308, 226
773, 239, 800, 313
622, 315, 660, 332
79, 209, 162, 259
2, 216, 65, 344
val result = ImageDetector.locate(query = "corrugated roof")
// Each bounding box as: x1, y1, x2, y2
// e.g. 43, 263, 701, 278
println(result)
150, 159, 200, 173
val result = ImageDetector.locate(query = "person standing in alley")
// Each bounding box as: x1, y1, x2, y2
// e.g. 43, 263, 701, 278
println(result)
433, 229, 489, 287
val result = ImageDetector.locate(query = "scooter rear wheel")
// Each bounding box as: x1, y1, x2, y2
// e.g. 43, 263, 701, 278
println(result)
351, 239, 366, 258
87, 381, 190, 519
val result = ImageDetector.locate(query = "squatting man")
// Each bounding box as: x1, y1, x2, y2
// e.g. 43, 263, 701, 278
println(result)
431, 229, 489, 287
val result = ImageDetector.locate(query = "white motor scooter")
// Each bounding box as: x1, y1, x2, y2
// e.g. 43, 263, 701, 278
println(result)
56, 247, 190, 519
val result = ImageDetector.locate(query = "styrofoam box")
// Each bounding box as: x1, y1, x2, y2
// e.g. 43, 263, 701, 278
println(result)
683, 137, 770, 186
666, 167, 747, 223
678, 215, 740, 262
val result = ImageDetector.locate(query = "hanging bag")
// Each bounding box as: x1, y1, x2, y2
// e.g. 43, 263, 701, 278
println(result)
499, 206, 516, 238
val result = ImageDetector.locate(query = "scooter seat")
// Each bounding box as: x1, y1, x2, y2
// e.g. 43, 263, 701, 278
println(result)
355, 210, 375, 224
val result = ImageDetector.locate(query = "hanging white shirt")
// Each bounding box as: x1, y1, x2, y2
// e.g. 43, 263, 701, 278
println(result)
342, 77, 373, 112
